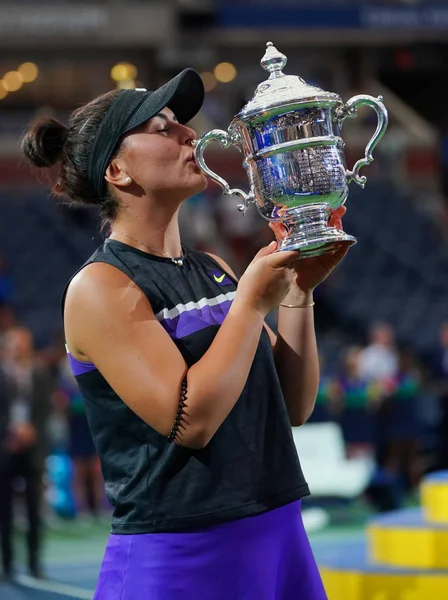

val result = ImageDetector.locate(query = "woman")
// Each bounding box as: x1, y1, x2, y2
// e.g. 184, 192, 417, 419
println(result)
22, 68, 349, 599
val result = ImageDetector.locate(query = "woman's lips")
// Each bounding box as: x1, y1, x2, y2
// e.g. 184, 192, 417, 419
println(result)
187, 156, 201, 172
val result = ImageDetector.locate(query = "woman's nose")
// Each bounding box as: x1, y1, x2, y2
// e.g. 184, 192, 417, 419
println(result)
181, 125, 197, 146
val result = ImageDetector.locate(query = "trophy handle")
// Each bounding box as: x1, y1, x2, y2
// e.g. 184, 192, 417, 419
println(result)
193, 129, 255, 213
336, 95, 389, 188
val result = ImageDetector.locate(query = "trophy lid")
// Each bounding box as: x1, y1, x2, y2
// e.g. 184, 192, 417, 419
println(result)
236, 42, 340, 120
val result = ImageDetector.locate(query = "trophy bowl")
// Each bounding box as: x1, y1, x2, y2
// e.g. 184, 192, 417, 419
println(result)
194, 42, 389, 258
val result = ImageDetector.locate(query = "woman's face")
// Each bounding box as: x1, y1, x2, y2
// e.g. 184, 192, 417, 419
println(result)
113, 108, 207, 202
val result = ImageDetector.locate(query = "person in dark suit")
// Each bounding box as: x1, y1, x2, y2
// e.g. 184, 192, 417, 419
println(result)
0, 326, 53, 580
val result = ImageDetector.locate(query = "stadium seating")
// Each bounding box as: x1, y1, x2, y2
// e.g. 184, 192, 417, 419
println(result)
1, 176, 446, 358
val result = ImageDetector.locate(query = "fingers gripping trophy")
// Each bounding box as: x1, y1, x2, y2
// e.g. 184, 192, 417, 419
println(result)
194, 42, 389, 258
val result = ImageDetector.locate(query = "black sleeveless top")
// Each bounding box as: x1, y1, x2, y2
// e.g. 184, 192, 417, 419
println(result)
63, 239, 309, 533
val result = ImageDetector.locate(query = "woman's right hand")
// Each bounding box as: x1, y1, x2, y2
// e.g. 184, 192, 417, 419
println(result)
235, 241, 301, 316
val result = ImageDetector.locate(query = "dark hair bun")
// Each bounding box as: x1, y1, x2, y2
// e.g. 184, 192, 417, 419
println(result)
21, 116, 68, 168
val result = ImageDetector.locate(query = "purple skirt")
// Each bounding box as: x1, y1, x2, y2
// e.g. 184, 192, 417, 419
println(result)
94, 500, 327, 600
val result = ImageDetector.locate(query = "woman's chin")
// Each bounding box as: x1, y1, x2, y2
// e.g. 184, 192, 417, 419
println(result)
189, 172, 208, 194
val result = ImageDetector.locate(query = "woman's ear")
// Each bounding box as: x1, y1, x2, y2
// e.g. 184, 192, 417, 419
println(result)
105, 159, 132, 188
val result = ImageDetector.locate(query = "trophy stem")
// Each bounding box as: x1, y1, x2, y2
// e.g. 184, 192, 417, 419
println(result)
278, 203, 356, 258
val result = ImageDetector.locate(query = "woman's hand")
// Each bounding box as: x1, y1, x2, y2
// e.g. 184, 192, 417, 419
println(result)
235, 241, 300, 317
269, 206, 350, 294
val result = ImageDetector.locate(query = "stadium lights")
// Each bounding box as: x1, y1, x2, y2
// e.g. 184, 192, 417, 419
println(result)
2, 71, 23, 92
214, 62, 237, 83
18, 62, 39, 83
0, 62, 39, 102
111, 63, 138, 87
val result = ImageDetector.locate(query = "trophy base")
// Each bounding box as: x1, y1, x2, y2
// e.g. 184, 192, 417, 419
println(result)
277, 203, 357, 258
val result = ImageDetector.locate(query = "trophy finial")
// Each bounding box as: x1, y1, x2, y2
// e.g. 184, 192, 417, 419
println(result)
261, 42, 287, 79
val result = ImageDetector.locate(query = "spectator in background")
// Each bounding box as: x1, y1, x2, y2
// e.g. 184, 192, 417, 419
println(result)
368, 349, 423, 511
0, 327, 54, 580
378, 349, 422, 495
54, 356, 103, 519
359, 322, 398, 382
337, 346, 381, 459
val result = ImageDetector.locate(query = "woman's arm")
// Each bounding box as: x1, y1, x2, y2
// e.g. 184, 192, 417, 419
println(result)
65, 263, 263, 450
64, 246, 297, 450
209, 252, 318, 426
269, 208, 350, 425
210, 205, 349, 427
273, 288, 318, 426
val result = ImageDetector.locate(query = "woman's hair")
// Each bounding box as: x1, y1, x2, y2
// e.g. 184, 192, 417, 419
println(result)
21, 90, 122, 223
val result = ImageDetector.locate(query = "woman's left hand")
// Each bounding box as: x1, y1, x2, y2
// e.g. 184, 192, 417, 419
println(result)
269, 206, 351, 294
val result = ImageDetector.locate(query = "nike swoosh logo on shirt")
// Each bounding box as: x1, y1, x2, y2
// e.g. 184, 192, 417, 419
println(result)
213, 274, 226, 283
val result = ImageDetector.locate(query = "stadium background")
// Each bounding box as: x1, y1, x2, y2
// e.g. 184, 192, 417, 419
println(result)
1, 0, 448, 598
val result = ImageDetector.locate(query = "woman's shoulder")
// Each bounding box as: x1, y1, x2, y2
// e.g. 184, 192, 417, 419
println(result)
64, 240, 138, 308
190, 247, 239, 281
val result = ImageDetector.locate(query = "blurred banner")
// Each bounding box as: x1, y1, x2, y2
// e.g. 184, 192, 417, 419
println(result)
218, 1, 448, 30
0, 2, 173, 46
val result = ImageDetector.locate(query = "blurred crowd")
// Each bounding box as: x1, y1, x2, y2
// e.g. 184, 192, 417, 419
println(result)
0, 308, 104, 580
310, 321, 448, 510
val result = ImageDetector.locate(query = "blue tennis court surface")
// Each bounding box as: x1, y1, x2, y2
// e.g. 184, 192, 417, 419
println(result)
0, 558, 101, 599
0, 516, 108, 599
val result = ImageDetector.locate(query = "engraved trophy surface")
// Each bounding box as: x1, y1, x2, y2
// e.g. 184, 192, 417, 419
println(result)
194, 42, 389, 258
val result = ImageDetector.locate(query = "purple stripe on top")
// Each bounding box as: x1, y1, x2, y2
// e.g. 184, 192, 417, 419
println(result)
160, 299, 233, 340
67, 352, 97, 377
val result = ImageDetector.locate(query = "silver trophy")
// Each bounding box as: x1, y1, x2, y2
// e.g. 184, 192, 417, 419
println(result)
194, 42, 389, 258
